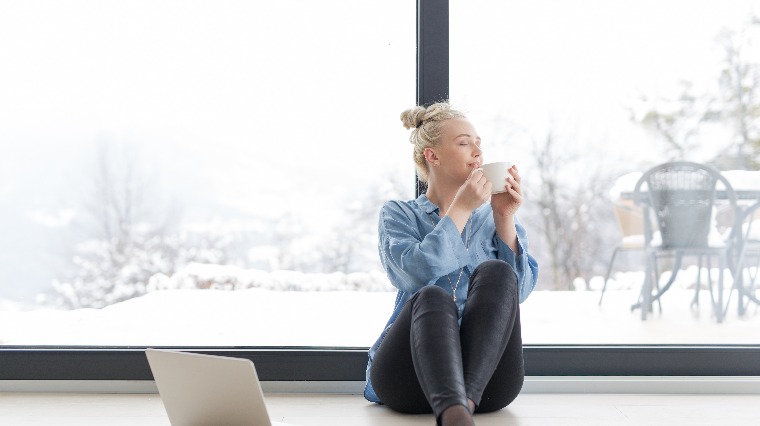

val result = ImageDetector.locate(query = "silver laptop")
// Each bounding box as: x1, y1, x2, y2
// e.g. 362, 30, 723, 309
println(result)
146, 349, 298, 426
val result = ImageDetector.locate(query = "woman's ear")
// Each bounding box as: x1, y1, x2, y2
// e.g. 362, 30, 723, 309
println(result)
424, 147, 439, 167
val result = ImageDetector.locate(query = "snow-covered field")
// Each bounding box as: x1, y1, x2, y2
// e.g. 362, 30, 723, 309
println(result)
2, 269, 758, 346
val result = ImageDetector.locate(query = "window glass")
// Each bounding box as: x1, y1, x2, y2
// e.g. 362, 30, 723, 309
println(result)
450, 0, 760, 343
0, 0, 414, 346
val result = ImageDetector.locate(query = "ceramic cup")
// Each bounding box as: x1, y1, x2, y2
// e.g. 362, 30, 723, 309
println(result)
480, 161, 513, 194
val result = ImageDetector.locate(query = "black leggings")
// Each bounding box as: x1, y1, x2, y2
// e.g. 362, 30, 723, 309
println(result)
370, 260, 524, 419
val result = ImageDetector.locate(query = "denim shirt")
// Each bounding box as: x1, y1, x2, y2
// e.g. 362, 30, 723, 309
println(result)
364, 194, 539, 403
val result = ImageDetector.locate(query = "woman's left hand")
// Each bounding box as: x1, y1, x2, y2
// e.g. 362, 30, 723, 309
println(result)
490, 164, 523, 218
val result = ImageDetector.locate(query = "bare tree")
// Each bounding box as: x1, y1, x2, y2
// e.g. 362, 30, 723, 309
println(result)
523, 131, 617, 290
633, 81, 715, 161
710, 16, 760, 169
51, 141, 166, 307
271, 211, 320, 272
319, 170, 412, 274
51, 140, 241, 308
631, 16, 760, 169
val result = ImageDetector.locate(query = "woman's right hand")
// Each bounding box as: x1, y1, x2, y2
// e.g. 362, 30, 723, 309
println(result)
445, 169, 492, 231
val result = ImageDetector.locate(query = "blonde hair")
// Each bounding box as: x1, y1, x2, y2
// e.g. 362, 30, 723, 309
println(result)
400, 102, 466, 182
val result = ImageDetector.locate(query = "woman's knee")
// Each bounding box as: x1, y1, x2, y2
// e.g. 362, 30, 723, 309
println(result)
472, 260, 518, 294
411, 285, 457, 316
415, 284, 455, 303
478, 260, 516, 281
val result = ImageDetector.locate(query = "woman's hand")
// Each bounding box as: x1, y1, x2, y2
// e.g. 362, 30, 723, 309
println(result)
445, 169, 492, 232
491, 164, 523, 219
491, 165, 522, 252
452, 169, 492, 213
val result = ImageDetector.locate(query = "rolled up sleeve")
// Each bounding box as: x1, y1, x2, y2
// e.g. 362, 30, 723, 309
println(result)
379, 202, 469, 294
494, 217, 539, 303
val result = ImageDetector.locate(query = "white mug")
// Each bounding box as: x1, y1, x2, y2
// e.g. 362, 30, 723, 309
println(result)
480, 161, 513, 194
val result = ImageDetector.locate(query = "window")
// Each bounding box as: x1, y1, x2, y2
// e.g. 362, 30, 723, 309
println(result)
450, 0, 760, 344
0, 0, 414, 347
2, 0, 759, 383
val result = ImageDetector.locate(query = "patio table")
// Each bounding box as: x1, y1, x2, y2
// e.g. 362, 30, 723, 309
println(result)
612, 170, 760, 321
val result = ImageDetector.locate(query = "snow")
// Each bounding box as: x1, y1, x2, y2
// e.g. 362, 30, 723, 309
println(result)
2, 268, 758, 347
609, 172, 643, 201
0, 289, 396, 347
722, 170, 760, 191
146, 263, 394, 293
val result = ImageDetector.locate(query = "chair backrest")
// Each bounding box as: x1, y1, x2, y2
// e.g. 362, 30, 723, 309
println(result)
612, 198, 646, 237
633, 162, 737, 249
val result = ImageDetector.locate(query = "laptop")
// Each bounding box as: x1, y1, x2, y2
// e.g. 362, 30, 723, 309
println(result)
145, 349, 299, 426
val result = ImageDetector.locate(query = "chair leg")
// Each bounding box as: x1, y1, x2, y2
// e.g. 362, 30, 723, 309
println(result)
737, 260, 760, 316
599, 246, 622, 306
706, 255, 717, 310
734, 259, 760, 317
692, 255, 703, 308
653, 256, 663, 312
637, 252, 657, 320
746, 264, 760, 309
736, 265, 746, 317
748, 278, 760, 308
716, 254, 726, 323
651, 253, 683, 311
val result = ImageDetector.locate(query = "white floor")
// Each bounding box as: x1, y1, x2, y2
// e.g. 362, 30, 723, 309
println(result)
2, 392, 760, 425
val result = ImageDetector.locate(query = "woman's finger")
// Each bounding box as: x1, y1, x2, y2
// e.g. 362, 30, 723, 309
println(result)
483, 181, 493, 198
509, 165, 521, 184
507, 177, 520, 192
507, 185, 523, 202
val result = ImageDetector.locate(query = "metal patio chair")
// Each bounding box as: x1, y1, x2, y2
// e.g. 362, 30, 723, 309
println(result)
631, 162, 739, 322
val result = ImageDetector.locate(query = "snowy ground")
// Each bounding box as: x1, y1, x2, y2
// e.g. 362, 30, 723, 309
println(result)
1, 269, 758, 346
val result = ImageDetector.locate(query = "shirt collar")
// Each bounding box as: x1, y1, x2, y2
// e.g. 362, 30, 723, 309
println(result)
414, 193, 488, 217
414, 193, 440, 215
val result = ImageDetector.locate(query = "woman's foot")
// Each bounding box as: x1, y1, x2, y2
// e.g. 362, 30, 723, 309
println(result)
440, 404, 475, 426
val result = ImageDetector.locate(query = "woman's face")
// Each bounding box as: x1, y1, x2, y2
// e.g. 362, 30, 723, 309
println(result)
431, 118, 483, 183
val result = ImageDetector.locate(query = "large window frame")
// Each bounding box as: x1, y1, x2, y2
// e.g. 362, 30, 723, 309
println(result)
1, 0, 759, 384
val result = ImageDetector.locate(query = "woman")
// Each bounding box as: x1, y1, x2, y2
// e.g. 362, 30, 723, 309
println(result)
364, 102, 539, 426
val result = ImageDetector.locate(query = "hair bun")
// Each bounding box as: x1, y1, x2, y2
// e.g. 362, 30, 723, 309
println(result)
400, 106, 427, 130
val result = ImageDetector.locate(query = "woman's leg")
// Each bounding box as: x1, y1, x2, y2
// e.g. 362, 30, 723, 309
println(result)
459, 259, 524, 412
369, 285, 470, 420
476, 310, 524, 413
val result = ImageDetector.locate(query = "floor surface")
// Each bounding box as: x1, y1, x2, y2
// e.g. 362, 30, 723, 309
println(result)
2, 392, 760, 425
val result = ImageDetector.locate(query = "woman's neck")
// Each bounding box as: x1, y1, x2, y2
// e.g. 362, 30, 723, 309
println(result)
425, 179, 459, 217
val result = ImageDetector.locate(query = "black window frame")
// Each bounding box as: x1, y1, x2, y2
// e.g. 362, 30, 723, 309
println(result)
1, 0, 759, 383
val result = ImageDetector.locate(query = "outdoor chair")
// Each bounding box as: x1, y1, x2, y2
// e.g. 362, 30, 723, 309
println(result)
598, 199, 654, 306
631, 161, 739, 322
727, 199, 760, 316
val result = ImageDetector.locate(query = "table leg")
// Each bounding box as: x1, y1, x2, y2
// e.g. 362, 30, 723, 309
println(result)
716, 254, 725, 323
